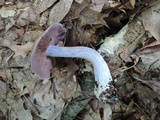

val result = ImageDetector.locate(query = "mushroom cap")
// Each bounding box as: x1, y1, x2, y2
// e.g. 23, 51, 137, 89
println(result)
31, 23, 66, 80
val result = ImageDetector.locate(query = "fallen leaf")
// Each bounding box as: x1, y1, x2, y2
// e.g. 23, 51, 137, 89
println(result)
89, 0, 105, 12
136, 40, 160, 54
0, 6, 16, 18
39, 10, 49, 26
142, 2, 160, 41
9, 42, 34, 58
16, 27, 25, 37
133, 75, 160, 95
35, 0, 57, 15
0, 30, 18, 47
5, 17, 15, 32
0, 15, 4, 30
48, 0, 73, 25
64, 0, 91, 21
22, 30, 43, 42
79, 7, 107, 26
129, 0, 136, 9
16, 7, 36, 26
8, 98, 32, 120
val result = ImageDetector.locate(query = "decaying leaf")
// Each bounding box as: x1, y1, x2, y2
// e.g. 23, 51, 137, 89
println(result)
0, 30, 18, 47
0, 15, 4, 30
35, 0, 57, 15
79, 7, 107, 26
136, 40, 160, 54
48, 0, 73, 25
9, 42, 34, 58
22, 30, 43, 42
39, 10, 49, 26
89, 0, 105, 12
133, 75, 160, 95
0, 6, 16, 18
5, 17, 16, 32
142, 2, 160, 41
8, 98, 32, 120
16, 27, 25, 37
64, 0, 91, 21
16, 7, 36, 26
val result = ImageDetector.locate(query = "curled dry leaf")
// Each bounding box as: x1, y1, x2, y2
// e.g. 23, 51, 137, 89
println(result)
48, 0, 73, 25
9, 42, 34, 58
136, 40, 160, 54
39, 10, 49, 26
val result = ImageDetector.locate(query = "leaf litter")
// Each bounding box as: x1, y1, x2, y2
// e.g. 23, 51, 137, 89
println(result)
0, 0, 160, 120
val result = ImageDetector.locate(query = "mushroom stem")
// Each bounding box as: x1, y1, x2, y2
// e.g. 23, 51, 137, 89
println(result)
46, 45, 112, 98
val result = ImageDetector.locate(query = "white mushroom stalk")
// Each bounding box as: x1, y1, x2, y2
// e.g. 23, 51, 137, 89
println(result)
46, 45, 112, 98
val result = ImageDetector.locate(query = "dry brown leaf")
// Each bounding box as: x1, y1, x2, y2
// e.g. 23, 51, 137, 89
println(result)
16, 27, 25, 37
136, 41, 160, 54
123, 0, 136, 9
129, 0, 136, 9
142, 2, 160, 41
133, 76, 160, 95
48, 0, 73, 25
105, 12, 127, 28
9, 42, 34, 58
89, 0, 105, 12
23, 30, 43, 42
64, 0, 91, 21
79, 7, 107, 26
35, 0, 57, 15
28, 73, 79, 119
16, 7, 36, 26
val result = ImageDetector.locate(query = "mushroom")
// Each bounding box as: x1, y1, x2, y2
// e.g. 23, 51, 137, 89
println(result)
31, 23, 112, 98
31, 23, 66, 80
45, 46, 112, 98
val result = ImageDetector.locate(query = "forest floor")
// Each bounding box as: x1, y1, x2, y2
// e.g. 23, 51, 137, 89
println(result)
0, 0, 160, 120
